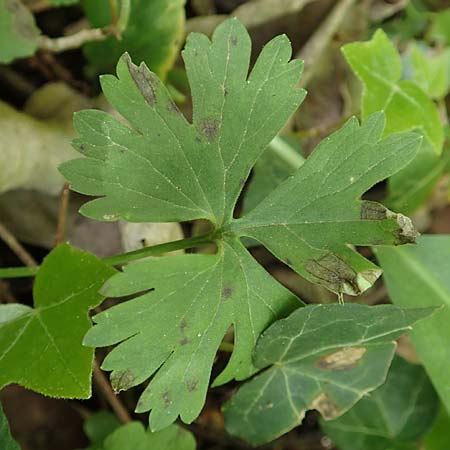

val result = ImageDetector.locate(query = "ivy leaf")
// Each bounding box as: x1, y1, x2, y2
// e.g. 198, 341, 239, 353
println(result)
0, 0, 40, 63
376, 236, 450, 416
0, 244, 115, 398
321, 356, 439, 450
0, 403, 19, 450
61, 19, 421, 431
223, 304, 436, 446
82, 0, 185, 78
342, 29, 443, 154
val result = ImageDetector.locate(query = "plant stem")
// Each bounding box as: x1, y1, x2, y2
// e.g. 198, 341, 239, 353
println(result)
93, 361, 132, 424
36, 0, 131, 53
0, 234, 213, 279
297, 0, 357, 88
0, 222, 38, 268
54, 182, 70, 246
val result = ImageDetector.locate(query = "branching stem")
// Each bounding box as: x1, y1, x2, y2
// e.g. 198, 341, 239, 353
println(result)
0, 234, 214, 279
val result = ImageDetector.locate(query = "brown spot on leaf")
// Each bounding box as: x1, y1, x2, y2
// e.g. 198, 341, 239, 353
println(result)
306, 254, 359, 293
185, 379, 199, 392
111, 369, 135, 393
311, 393, 340, 419
167, 99, 180, 114
222, 284, 234, 300
360, 202, 387, 220
180, 336, 190, 346
316, 347, 367, 371
126, 56, 157, 107
230, 35, 238, 46
199, 118, 219, 142
180, 319, 188, 332
162, 391, 171, 408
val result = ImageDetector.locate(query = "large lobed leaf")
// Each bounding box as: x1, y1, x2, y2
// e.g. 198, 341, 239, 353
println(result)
85, 238, 300, 429
231, 113, 420, 295
223, 304, 435, 445
61, 19, 423, 431
0, 244, 115, 398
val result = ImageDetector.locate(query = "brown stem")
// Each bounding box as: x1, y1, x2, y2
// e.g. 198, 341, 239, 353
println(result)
0, 222, 37, 267
54, 182, 71, 246
93, 361, 132, 424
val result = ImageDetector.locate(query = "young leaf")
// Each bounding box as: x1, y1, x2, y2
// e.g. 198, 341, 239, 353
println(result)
82, 0, 185, 78
81, 415, 195, 450
61, 19, 422, 431
342, 29, 443, 154
0, 0, 40, 63
0, 244, 115, 398
376, 235, 450, 417
321, 356, 439, 450
0, 403, 19, 450
82, 412, 121, 450
429, 8, 450, 45
223, 304, 435, 445
408, 44, 450, 100
103, 422, 195, 450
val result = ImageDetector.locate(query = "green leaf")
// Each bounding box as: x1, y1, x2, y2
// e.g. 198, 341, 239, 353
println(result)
342, 29, 443, 155
61, 19, 422, 431
48, 0, 79, 5
61, 18, 306, 225
0, 244, 115, 398
85, 238, 301, 430
223, 304, 435, 446
321, 356, 439, 450
376, 235, 450, 417
82, 0, 185, 78
429, 8, 450, 45
423, 408, 450, 450
408, 43, 450, 100
384, 140, 449, 215
0, 0, 40, 63
0, 403, 19, 450
231, 113, 420, 295
91, 421, 196, 450
82, 412, 121, 450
